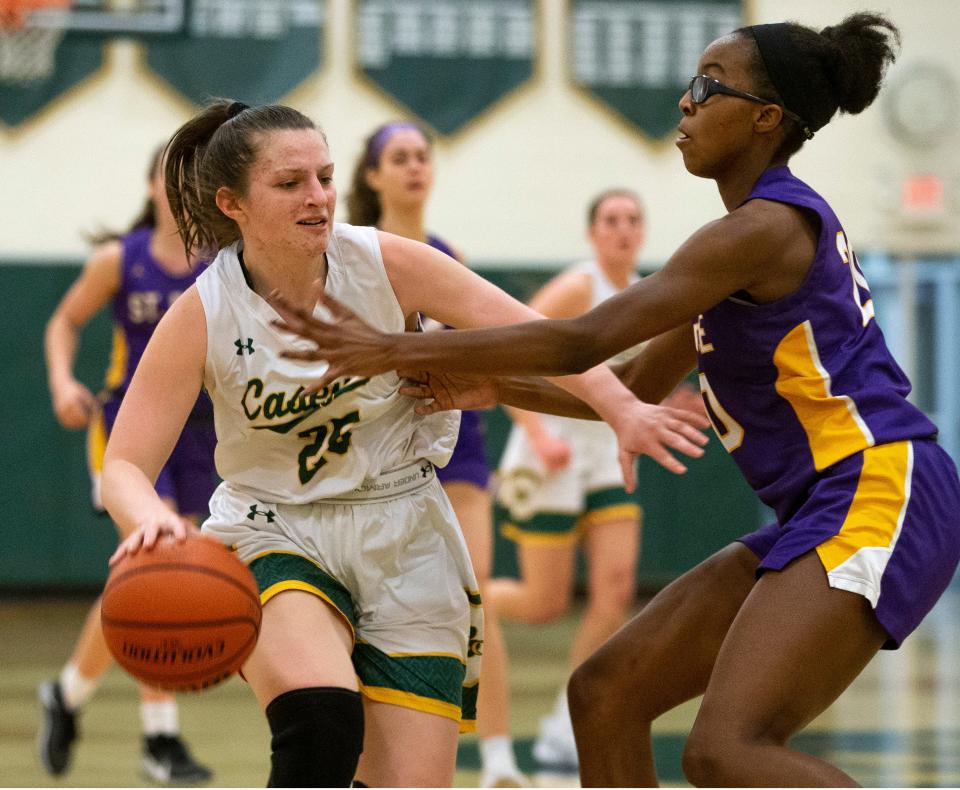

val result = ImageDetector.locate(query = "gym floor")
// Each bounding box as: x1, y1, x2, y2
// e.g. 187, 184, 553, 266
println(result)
2, 588, 959, 787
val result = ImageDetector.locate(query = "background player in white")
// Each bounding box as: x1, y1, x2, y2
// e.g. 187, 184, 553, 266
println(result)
104, 100, 709, 787
41, 149, 214, 785
488, 189, 702, 776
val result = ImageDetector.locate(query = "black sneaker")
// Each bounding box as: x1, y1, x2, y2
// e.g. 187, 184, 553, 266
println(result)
37, 680, 78, 776
142, 734, 213, 785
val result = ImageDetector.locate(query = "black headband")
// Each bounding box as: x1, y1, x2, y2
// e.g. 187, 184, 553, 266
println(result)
747, 23, 835, 139
226, 101, 249, 119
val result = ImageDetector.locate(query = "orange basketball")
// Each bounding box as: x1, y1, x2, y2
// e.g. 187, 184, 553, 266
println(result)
101, 533, 262, 692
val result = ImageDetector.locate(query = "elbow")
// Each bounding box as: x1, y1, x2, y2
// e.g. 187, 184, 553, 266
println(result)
100, 456, 119, 515
44, 313, 63, 343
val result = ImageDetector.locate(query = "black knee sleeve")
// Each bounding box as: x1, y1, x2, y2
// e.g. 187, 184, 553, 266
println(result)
266, 686, 364, 788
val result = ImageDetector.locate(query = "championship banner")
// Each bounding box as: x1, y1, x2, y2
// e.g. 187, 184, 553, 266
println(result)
357, 0, 535, 135
0, 0, 325, 127
571, 0, 742, 138
0, 5, 103, 127
144, 0, 325, 106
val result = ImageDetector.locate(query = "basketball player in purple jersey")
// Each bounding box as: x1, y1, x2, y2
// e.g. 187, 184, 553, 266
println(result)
348, 122, 525, 786
269, 12, 960, 786
41, 150, 215, 784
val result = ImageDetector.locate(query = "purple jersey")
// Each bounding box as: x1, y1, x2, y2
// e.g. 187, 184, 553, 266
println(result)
104, 227, 212, 420
427, 234, 491, 488
695, 167, 938, 523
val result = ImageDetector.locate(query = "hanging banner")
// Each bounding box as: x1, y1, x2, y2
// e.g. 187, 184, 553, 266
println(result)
0, 1, 325, 126
357, 0, 535, 135
0, 8, 103, 127
144, 0, 325, 106
571, 0, 743, 138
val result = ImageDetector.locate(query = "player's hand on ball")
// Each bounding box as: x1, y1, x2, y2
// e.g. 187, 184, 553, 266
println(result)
110, 506, 199, 565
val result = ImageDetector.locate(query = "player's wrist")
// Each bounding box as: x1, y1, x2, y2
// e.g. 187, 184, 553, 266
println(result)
592, 389, 637, 432
48, 371, 76, 394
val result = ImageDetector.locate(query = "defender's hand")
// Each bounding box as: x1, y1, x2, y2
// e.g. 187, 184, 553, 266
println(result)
268, 288, 396, 391
398, 370, 499, 414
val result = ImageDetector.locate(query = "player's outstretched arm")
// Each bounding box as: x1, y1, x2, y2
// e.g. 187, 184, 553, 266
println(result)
271, 209, 782, 385
272, 234, 711, 479
401, 324, 700, 419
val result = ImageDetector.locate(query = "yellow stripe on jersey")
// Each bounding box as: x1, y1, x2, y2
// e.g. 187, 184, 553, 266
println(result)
773, 320, 875, 471
104, 325, 128, 391
86, 409, 108, 474
816, 441, 911, 580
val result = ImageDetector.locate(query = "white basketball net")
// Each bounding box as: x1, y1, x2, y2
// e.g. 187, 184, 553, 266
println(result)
0, 8, 69, 84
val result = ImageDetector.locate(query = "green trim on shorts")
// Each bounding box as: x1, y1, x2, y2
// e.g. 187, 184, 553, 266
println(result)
585, 485, 636, 512
248, 552, 357, 628
353, 641, 467, 711
461, 680, 478, 724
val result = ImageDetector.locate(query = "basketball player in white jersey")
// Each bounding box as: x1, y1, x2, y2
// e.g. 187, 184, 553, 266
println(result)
103, 100, 709, 787
488, 190, 702, 778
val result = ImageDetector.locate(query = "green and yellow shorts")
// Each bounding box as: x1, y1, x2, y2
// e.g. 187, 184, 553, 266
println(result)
203, 465, 481, 732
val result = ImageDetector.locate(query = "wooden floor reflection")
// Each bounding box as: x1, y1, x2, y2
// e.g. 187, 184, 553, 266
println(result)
2, 586, 959, 787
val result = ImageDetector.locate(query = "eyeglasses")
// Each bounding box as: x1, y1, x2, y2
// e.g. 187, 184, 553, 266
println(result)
686, 75, 813, 139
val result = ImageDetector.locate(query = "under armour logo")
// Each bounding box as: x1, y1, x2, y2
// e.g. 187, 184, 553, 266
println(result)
420, 463, 431, 478
247, 504, 275, 523
235, 338, 255, 355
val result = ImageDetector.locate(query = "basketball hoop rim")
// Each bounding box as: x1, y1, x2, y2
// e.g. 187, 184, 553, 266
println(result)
0, 0, 71, 31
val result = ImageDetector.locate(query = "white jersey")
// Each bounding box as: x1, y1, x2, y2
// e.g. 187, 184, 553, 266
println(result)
195, 223, 460, 504
572, 259, 643, 366
538, 258, 644, 432
498, 260, 642, 512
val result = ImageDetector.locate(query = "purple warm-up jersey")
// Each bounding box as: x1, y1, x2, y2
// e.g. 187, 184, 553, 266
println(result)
104, 226, 211, 420
427, 234, 491, 488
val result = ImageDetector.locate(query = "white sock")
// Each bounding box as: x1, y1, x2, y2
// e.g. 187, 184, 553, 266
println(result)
548, 689, 575, 742
553, 687, 570, 719
480, 735, 520, 774
141, 700, 179, 737
59, 663, 98, 711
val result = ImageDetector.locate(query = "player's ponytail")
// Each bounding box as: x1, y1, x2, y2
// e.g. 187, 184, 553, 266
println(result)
819, 13, 901, 115
164, 99, 318, 259
737, 12, 899, 159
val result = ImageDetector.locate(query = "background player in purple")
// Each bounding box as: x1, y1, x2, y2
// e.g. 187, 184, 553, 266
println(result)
347, 121, 523, 787
41, 148, 216, 784
269, 11, 960, 786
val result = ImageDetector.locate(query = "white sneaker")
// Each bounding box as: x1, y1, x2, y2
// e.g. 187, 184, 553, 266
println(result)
480, 765, 532, 788
532, 711, 579, 769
